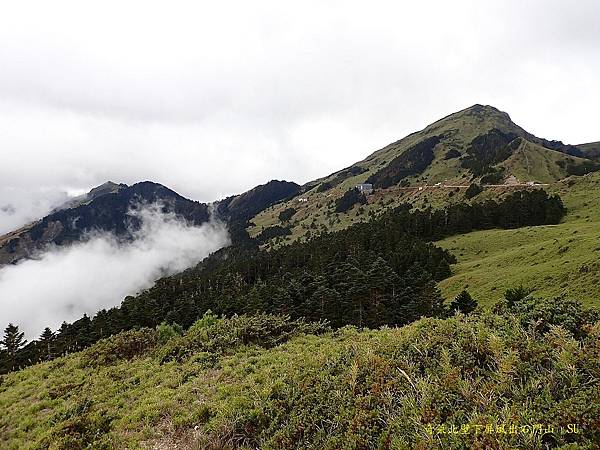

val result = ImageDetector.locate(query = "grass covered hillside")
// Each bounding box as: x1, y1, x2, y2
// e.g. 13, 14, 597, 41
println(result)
578, 142, 600, 160
499, 139, 599, 184
438, 172, 600, 307
1, 295, 599, 449
247, 105, 599, 248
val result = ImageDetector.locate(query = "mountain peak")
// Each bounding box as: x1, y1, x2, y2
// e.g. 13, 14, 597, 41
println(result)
463, 103, 501, 113
455, 104, 513, 121
0, 180, 211, 266
87, 181, 127, 199
246, 104, 600, 244
217, 179, 300, 223
419, 104, 521, 140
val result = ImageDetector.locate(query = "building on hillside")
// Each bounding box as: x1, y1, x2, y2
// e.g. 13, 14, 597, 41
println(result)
356, 183, 373, 195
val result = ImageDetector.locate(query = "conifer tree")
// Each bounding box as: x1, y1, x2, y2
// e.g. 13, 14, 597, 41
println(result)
417, 281, 447, 318
366, 257, 399, 326
1, 323, 27, 370
450, 290, 478, 314
245, 282, 268, 313
504, 285, 532, 308
347, 267, 369, 327
391, 285, 415, 325
39, 327, 55, 361
465, 183, 483, 199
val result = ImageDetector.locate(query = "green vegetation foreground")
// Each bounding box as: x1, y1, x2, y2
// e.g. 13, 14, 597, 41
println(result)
1, 295, 598, 449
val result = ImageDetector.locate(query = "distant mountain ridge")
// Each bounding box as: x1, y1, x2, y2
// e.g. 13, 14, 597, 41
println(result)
216, 180, 300, 223
0, 182, 211, 266
0, 179, 301, 266
59, 181, 127, 210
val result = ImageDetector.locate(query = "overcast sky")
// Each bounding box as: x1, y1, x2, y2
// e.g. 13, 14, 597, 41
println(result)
1, 0, 599, 233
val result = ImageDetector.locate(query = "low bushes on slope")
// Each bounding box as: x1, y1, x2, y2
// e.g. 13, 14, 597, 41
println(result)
195, 299, 599, 449
0, 296, 598, 449
158, 312, 329, 363
79, 328, 158, 368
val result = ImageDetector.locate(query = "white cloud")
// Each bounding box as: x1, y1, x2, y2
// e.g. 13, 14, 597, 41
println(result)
0, 205, 230, 338
0, 186, 71, 235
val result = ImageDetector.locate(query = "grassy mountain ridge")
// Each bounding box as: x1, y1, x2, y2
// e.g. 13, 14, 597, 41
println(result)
498, 138, 599, 184
577, 141, 600, 160
247, 105, 599, 246
303, 104, 591, 189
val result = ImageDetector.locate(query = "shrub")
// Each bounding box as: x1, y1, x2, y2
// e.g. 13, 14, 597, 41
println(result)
196, 311, 600, 448
159, 312, 330, 363
444, 148, 461, 159
3, 307, 599, 448
480, 169, 505, 185
334, 188, 367, 213
465, 183, 483, 199
316, 181, 333, 192
509, 295, 592, 337
278, 208, 296, 222
156, 322, 183, 345
79, 328, 158, 367
41, 398, 113, 449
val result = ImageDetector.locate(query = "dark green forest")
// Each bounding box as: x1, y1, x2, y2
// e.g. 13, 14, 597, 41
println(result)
366, 136, 440, 188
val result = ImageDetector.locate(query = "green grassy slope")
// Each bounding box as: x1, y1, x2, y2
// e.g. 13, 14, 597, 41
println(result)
437, 172, 600, 307
578, 141, 600, 160
1, 310, 598, 449
248, 105, 524, 241
248, 106, 599, 247
498, 138, 593, 184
